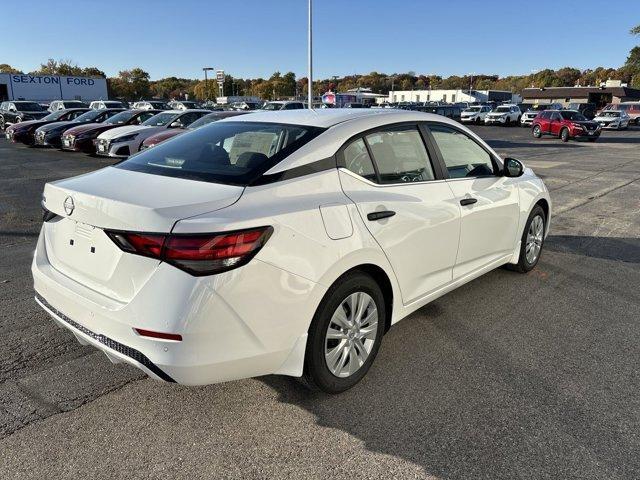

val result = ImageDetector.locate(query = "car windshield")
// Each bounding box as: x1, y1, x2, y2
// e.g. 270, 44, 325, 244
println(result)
529, 105, 547, 111
142, 112, 179, 126
106, 111, 138, 124
465, 107, 481, 112
494, 107, 510, 113
16, 102, 43, 111
150, 102, 168, 109
262, 103, 284, 110
42, 110, 69, 121
187, 114, 226, 129
560, 111, 587, 121
72, 110, 104, 122
116, 121, 325, 186
600, 111, 620, 117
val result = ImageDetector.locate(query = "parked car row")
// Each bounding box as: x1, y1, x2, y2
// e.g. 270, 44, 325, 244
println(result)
2, 107, 250, 157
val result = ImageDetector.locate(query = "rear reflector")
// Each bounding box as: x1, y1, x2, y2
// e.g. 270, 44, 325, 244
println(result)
134, 328, 182, 341
106, 226, 273, 276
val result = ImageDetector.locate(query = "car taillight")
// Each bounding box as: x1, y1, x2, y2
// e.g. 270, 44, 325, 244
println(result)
105, 227, 273, 276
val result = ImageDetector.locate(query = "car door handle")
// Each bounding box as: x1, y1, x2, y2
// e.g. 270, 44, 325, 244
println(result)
367, 210, 396, 221
459, 198, 478, 206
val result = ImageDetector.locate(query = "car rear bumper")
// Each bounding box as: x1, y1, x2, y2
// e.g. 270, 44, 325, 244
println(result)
31, 226, 322, 385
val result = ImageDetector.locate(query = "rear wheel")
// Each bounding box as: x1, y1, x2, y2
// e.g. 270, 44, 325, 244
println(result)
302, 272, 385, 393
510, 205, 546, 273
560, 128, 570, 142
532, 124, 542, 138
0, 116, 5, 131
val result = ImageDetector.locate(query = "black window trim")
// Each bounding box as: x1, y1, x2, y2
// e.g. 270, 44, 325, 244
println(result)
336, 121, 447, 185
422, 121, 503, 181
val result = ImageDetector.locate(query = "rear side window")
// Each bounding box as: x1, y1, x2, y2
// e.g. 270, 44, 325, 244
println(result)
365, 127, 435, 184
429, 125, 495, 178
342, 138, 376, 182
116, 121, 324, 186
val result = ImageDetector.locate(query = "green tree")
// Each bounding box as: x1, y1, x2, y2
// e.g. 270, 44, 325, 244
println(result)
0, 64, 22, 74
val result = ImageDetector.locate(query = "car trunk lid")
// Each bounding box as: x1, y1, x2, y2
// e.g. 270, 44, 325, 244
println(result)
41, 167, 244, 301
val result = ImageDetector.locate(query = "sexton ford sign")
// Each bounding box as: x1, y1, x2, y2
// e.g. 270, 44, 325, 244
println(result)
0, 74, 108, 101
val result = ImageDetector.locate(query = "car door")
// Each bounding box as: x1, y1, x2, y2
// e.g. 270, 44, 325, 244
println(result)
549, 112, 563, 135
537, 111, 551, 133
338, 124, 460, 304
426, 123, 520, 279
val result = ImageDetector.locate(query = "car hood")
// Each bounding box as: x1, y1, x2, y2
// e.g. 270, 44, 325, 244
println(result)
63, 123, 103, 136
142, 129, 183, 146
8, 119, 47, 131
37, 120, 77, 133
574, 120, 599, 128
593, 116, 618, 122
21, 111, 49, 118
488, 112, 507, 116
98, 124, 153, 140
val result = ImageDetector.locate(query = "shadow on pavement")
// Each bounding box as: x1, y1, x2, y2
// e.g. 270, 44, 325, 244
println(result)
546, 235, 640, 263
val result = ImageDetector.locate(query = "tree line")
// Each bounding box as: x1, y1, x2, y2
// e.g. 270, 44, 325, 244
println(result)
1, 27, 638, 101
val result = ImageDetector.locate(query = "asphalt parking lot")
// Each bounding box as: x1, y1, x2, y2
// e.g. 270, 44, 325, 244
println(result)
1, 124, 639, 479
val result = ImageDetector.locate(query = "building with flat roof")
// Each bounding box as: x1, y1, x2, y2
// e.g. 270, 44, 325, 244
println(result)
521, 84, 640, 109
388, 89, 519, 104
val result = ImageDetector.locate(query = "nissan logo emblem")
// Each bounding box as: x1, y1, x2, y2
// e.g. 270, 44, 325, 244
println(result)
63, 196, 75, 216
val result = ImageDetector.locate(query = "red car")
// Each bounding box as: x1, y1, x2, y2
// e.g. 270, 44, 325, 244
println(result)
532, 110, 601, 142
61, 109, 160, 153
140, 110, 247, 149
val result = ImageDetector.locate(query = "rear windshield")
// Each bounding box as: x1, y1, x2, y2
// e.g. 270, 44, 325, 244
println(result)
116, 121, 325, 185
15, 102, 43, 111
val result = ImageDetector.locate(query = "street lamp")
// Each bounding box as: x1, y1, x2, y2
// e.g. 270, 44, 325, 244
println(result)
203, 67, 214, 102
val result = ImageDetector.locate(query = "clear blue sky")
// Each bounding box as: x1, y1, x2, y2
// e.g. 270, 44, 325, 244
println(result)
2, 0, 637, 80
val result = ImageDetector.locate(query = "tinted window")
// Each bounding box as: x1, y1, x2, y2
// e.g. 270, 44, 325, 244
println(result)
365, 127, 434, 184
106, 111, 137, 124
342, 138, 376, 182
142, 112, 179, 126
429, 125, 494, 178
15, 102, 43, 111
560, 111, 587, 121
116, 122, 324, 185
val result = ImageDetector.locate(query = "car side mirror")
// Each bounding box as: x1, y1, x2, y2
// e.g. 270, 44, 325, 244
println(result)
169, 121, 183, 128
504, 158, 524, 177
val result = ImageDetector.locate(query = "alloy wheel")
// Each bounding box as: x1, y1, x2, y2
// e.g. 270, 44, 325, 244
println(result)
324, 292, 378, 378
525, 215, 544, 264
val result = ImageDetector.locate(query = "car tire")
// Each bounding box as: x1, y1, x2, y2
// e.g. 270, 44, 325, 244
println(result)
302, 271, 385, 394
560, 128, 569, 142
509, 205, 546, 273
476, 117, 481, 125
0, 116, 5, 131
532, 124, 542, 138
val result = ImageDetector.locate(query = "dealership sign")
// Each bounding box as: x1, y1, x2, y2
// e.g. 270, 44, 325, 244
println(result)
0, 73, 108, 101
11, 75, 97, 86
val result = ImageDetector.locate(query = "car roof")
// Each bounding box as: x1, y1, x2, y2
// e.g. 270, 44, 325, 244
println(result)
220, 108, 457, 128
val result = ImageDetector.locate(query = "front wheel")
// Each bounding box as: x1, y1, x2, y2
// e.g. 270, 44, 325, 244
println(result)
510, 205, 546, 273
302, 272, 385, 393
560, 128, 570, 142
532, 124, 542, 138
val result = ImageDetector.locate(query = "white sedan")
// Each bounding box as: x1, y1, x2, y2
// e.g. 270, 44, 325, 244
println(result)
593, 110, 630, 130
95, 109, 209, 157
33, 109, 551, 393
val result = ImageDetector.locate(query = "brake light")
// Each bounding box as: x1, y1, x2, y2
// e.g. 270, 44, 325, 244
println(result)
105, 227, 273, 276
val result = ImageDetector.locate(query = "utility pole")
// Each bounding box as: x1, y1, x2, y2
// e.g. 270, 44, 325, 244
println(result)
203, 67, 213, 102
308, 0, 313, 109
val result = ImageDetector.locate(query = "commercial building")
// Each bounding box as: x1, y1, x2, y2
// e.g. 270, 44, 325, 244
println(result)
0, 73, 108, 102
388, 89, 519, 104
521, 81, 640, 109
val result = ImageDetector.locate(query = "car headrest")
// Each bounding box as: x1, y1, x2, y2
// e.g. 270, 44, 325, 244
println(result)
236, 151, 269, 169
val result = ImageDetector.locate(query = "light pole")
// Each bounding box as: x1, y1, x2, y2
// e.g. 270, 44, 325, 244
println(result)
308, 0, 313, 109
202, 67, 213, 102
